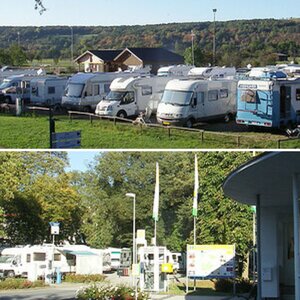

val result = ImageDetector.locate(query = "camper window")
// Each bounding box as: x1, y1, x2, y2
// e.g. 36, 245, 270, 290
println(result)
241, 89, 256, 103
104, 83, 110, 93
93, 84, 100, 96
121, 92, 134, 105
197, 92, 205, 104
296, 89, 300, 101
48, 86, 55, 94
208, 90, 218, 101
26, 254, 31, 263
54, 253, 61, 261
219, 89, 229, 99
85, 84, 93, 97
33, 252, 46, 261
142, 86, 152, 96
32, 87, 38, 96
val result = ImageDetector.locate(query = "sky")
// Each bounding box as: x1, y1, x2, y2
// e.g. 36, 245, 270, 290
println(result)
1, 0, 299, 27
66, 150, 100, 172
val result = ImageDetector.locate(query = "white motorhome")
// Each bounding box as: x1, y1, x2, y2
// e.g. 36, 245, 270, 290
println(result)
30, 76, 68, 108
188, 66, 236, 78
157, 65, 193, 77
0, 75, 34, 104
156, 78, 237, 127
166, 251, 184, 273
0, 244, 103, 279
107, 247, 121, 271
62, 69, 150, 112
95, 76, 172, 118
0, 66, 45, 83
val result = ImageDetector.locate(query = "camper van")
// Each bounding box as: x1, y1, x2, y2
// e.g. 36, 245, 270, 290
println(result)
95, 76, 172, 118
107, 248, 121, 271
0, 66, 45, 83
30, 76, 68, 108
188, 66, 236, 78
156, 78, 237, 127
157, 65, 193, 77
62, 69, 150, 112
0, 244, 103, 279
0, 75, 34, 104
236, 70, 300, 129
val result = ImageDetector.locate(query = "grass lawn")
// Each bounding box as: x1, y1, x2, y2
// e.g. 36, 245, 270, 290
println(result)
0, 114, 299, 149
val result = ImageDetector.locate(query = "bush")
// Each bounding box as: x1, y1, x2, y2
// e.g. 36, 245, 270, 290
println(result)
64, 274, 106, 283
214, 278, 255, 294
76, 284, 149, 300
0, 279, 45, 290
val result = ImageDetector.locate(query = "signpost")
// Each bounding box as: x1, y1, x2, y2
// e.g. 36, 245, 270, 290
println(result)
52, 131, 81, 149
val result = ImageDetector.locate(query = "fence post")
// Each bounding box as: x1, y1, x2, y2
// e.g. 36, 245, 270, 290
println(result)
114, 117, 117, 126
90, 114, 93, 124
236, 136, 240, 147
168, 127, 171, 138
200, 130, 204, 142
277, 139, 281, 149
69, 112, 72, 122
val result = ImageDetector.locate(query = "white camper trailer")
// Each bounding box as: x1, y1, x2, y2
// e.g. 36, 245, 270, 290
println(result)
30, 76, 68, 108
95, 76, 172, 118
156, 78, 237, 127
0, 75, 34, 104
157, 65, 193, 77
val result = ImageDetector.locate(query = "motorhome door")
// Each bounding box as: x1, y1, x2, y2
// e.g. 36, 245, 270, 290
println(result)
280, 85, 291, 119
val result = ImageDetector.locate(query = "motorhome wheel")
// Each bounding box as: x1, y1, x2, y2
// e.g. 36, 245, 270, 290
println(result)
224, 113, 233, 123
83, 106, 91, 113
186, 118, 194, 128
117, 110, 127, 118
6, 270, 15, 278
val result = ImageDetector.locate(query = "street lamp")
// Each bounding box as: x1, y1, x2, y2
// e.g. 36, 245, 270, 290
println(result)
191, 30, 195, 66
125, 193, 137, 298
213, 9, 217, 66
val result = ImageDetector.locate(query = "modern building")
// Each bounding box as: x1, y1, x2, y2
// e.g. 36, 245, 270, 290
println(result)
74, 48, 184, 74
223, 152, 298, 300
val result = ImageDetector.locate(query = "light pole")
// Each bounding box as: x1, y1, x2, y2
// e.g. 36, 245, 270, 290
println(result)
191, 30, 195, 66
17, 32, 20, 47
213, 9, 217, 66
125, 193, 137, 299
69, 26, 74, 65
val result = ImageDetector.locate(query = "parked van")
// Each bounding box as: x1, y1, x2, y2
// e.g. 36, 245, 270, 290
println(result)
62, 69, 150, 112
0, 75, 34, 104
30, 76, 68, 108
156, 78, 237, 127
166, 252, 184, 273
95, 76, 172, 118
107, 248, 121, 271
157, 65, 193, 77
188, 66, 236, 78
0, 66, 45, 83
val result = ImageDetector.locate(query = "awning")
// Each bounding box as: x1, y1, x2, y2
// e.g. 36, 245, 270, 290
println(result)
63, 250, 97, 256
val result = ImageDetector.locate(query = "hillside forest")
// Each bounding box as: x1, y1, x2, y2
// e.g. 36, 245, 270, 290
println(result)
0, 151, 254, 275
0, 18, 299, 68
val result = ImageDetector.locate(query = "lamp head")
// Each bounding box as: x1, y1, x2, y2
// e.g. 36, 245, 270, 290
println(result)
126, 193, 136, 198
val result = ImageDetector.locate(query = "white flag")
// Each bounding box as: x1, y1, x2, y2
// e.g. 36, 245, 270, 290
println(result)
153, 162, 159, 221
192, 155, 199, 217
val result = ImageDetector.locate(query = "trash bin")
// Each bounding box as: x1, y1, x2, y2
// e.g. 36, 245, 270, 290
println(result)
16, 97, 22, 116
56, 267, 62, 284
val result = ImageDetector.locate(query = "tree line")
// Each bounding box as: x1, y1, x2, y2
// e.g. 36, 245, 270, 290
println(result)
0, 151, 253, 275
0, 18, 299, 68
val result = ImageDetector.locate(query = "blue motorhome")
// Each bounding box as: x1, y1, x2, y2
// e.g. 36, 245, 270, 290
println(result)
236, 71, 300, 129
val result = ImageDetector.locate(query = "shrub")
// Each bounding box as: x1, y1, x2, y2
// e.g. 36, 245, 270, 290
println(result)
214, 278, 255, 294
76, 284, 149, 300
64, 274, 106, 283
0, 279, 45, 290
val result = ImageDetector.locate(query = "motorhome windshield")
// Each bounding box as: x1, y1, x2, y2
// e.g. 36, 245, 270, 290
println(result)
0, 80, 12, 89
105, 91, 126, 101
161, 90, 193, 106
65, 83, 84, 98
0, 255, 14, 263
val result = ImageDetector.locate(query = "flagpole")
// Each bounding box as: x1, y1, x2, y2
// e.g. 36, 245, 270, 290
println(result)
153, 162, 159, 247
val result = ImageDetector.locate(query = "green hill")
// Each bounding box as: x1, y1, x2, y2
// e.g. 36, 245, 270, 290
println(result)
0, 18, 299, 67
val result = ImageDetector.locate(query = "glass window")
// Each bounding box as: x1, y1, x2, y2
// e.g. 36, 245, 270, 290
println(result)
219, 89, 228, 98
241, 89, 256, 103
65, 83, 84, 98
31, 86, 38, 96
296, 89, 300, 101
120, 92, 134, 105
54, 253, 61, 261
33, 252, 46, 261
161, 90, 193, 106
48, 86, 55, 94
197, 92, 205, 104
26, 254, 31, 263
142, 86, 152, 96
93, 84, 100, 96
208, 90, 218, 101
104, 84, 110, 93
85, 84, 93, 96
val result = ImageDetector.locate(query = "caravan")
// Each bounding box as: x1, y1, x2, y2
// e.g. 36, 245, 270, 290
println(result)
95, 76, 172, 118
156, 78, 237, 127
30, 76, 68, 108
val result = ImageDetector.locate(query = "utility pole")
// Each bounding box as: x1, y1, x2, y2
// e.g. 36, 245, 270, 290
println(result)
191, 30, 195, 66
213, 9, 217, 66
